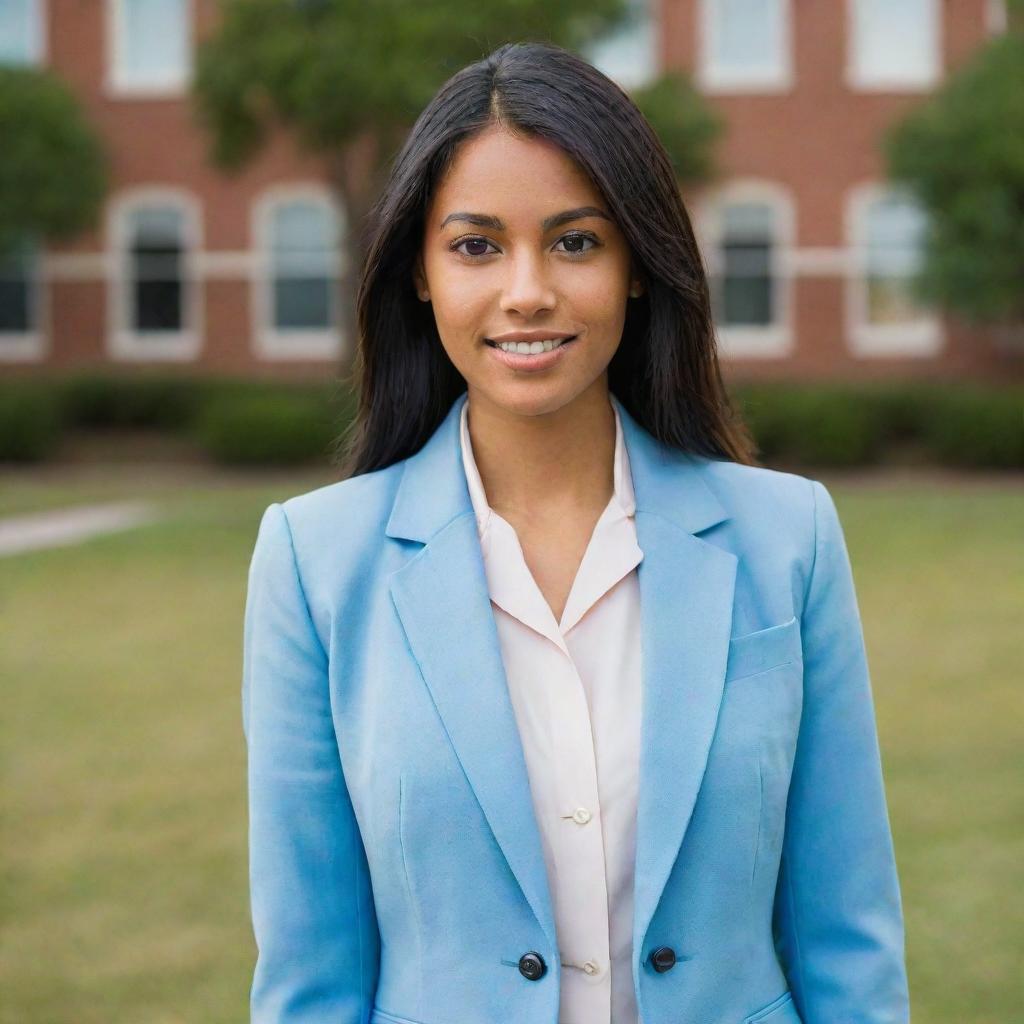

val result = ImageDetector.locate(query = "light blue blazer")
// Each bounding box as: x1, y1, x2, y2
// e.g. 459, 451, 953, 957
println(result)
242, 390, 909, 1024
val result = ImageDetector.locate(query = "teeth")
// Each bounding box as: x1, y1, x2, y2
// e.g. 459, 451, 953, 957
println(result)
495, 338, 570, 354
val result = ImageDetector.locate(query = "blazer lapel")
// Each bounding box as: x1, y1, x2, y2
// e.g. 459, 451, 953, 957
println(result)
386, 392, 558, 952
612, 397, 737, 956
385, 391, 737, 962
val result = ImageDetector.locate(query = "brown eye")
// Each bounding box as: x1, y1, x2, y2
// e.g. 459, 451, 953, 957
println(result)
556, 232, 598, 256
450, 237, 497, 258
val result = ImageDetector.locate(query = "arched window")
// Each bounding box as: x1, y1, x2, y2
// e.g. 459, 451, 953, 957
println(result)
0, 234, 43, 361
847, 184, 941, 355
128, 205, 185, 332
699, 183, 794, 357
0, 237, 38, 333
109, 190, 201, 359
717, 201, 775, 326
254, 188, 344, 359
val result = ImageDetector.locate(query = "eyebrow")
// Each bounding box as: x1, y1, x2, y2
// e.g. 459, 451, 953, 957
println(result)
439, 206, 612, 232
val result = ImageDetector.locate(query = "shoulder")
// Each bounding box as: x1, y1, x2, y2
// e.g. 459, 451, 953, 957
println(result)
277, 462, 404, 538
699, 456, 823, 529
695, 457, 841, 583
252, 462, 405, 590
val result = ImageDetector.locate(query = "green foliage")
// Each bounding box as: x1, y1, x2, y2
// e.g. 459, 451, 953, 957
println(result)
192, 0, 629, 170
192, 390, 348, 465
7, 374, 1020, 470
731, 380, 1024, 469
0, 384, 64, 461
915, 385, 1024, 468
733, 383, 887, 466
0, 67, 108, 257
58, 373, 206, 429
883, 32, 1024, 326
631, 72, 724, 184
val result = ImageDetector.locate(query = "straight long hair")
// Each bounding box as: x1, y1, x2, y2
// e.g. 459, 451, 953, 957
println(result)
335, 40, 758, 478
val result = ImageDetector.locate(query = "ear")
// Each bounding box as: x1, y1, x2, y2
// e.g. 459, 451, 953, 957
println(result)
628, 260, 645, 298
413, 259, 429, 301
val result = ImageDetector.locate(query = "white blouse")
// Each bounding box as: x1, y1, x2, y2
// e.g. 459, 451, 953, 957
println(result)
459, 396, 644, 1024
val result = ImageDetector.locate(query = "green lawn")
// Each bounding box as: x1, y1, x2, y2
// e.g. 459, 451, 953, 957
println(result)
1, 470, 1021, 1023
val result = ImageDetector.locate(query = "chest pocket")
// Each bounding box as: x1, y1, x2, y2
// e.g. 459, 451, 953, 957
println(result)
725, 616, 802, 683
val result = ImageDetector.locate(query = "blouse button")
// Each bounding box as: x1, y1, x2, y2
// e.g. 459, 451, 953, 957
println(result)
582, 960, 599, 975
572, 807, 592, 824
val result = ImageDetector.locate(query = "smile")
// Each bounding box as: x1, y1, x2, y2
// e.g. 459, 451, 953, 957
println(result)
485, 336, 577, 353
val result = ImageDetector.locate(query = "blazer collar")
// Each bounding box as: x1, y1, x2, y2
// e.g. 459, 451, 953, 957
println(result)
385, 390, 727, 544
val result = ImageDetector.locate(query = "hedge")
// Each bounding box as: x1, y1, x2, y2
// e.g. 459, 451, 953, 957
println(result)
0, 373, 1020, 469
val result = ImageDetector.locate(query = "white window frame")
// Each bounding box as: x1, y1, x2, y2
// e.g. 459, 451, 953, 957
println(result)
105, 0, 192, 98
582, 0, 661, 90
0, 237, 47, 362
696, 0, 793, 94
845, 182, 943, 357
694, 180, 795, 358
846, 0, 942, 92
0, 0, 47, 66
251, 184, 346, 361
107, 187, 202, 361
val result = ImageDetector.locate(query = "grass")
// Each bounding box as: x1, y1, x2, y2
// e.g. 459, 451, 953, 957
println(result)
1, 469, 1021, 1023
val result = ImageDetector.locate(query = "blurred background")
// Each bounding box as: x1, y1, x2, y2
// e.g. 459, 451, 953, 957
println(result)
1, 1, 1022, 1021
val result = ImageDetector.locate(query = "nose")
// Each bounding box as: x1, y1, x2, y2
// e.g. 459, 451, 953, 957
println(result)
498, 249, 557, 318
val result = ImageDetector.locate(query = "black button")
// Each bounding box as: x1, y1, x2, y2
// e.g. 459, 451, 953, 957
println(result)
650, 946, 677, 972
518, 951, 547, 980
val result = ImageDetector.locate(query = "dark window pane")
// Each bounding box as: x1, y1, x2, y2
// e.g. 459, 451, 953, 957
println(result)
270, 200, 336, 332
274, 277, 331, 329
722, 241, 772, 325
129, 207, 184, 332
717, 201, 775, 327
0, 244, 34, 332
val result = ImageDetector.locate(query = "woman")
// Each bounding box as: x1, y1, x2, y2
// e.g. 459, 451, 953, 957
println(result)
242, 41, 909, 1024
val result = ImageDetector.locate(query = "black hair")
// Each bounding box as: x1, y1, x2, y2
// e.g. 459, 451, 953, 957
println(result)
334, 39, 758, 477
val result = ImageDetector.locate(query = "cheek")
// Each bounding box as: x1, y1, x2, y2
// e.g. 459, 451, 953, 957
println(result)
570, 275, 629, 335
431, 287, 491, 342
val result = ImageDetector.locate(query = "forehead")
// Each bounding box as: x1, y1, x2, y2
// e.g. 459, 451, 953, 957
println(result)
426, 126, 604, 228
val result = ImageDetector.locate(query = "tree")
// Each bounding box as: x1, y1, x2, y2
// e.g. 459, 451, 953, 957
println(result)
882, 10, 1024, 334
0, 66, 108, 259
190, 0, 722, 362
631, 71, 725, 185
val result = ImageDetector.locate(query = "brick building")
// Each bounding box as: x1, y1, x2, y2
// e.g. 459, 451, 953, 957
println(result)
0, 0, 1018, 380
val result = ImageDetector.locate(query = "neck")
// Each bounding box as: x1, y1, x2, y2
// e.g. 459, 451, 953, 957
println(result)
465, 381, 616, 522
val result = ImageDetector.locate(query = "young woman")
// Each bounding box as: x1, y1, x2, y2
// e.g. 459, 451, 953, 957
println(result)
242, 41, 909, 1024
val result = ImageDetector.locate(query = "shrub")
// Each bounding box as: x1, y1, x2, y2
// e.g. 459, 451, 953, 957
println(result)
0, 385, 64, 461
917, 386, 1024, 467
732, 384, 886, 466
192, 391, 346, 465
58, 373, 204, 429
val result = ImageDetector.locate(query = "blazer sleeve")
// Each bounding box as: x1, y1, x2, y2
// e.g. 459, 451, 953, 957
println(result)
772, 480, 910, 1023
242, 502, 380, 1022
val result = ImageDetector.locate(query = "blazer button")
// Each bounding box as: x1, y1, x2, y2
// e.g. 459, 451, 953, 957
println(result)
518, 952, 547, 981
649, 946, 677, 973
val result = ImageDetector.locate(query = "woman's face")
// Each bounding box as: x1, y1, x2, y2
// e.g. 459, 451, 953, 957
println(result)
415, 124, 642, 419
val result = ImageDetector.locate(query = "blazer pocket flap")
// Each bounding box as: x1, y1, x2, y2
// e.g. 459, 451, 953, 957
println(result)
726, 616, 801, 683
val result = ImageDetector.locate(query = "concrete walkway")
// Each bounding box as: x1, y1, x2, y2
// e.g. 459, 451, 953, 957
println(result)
0, 501, 159, 557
